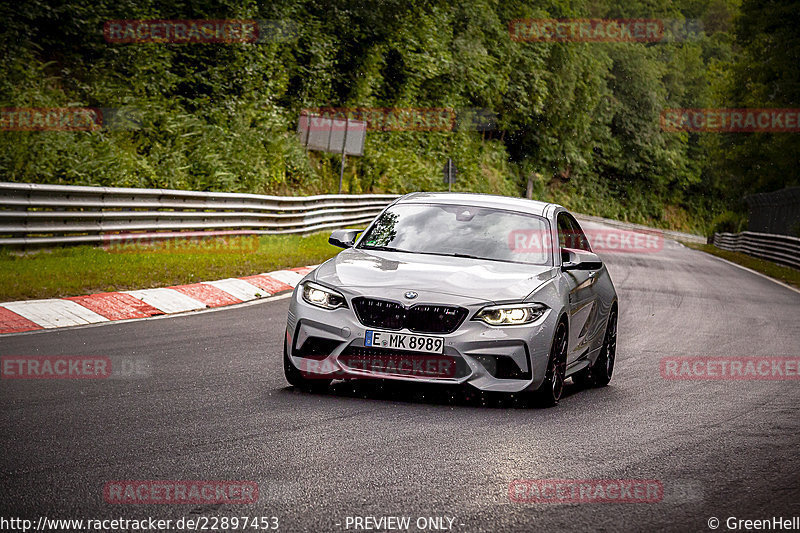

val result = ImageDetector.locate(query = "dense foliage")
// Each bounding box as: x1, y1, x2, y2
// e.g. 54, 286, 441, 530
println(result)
1, 0, 797, 234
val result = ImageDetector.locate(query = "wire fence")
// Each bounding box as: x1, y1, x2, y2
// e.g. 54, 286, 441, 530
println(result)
745, 187, 800, 237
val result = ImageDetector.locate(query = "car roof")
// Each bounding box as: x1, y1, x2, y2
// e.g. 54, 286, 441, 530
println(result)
397, 192, 557, 217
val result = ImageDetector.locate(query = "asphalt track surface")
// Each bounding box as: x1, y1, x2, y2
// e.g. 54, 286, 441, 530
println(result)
2, 222, 799, 532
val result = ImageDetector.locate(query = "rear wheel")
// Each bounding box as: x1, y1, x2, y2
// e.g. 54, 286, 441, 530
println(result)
592, 309, 617, 386
283, 338, 332, 392
572, 308, 617, 388
532, 320, 568, 407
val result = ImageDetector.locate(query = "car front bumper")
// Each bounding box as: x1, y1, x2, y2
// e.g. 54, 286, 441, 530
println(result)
285, 285, 558, 393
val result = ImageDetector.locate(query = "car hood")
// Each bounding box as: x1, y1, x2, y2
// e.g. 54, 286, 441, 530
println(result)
313, 248, 556, 303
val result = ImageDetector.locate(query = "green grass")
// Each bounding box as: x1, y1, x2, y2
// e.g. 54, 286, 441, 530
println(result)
685, 243, 800, 289
0, 232, 341, 302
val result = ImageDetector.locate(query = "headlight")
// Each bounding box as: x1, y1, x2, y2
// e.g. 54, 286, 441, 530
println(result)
474, 304, 547, 326
301, 282, 347, 310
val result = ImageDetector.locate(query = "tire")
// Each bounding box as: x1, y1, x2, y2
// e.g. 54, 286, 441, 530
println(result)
532, 320, 568, 407
592, 308, 617, 387
571, 308, 617, 388
283, 338, 332, 392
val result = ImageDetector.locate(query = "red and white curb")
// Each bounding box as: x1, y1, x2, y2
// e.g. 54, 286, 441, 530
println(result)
0, 266, 316, 335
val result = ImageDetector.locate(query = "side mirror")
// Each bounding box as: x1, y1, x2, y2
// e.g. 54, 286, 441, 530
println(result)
329, 229, 361, 249
561, 249, 603, 271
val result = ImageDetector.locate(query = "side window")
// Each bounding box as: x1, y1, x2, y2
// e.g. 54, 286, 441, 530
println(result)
557, 213, 572, 250
557, 213, 592, 252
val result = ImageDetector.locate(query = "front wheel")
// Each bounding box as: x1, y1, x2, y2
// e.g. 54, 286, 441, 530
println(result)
531, 320, 568, 407
283, 338, 332, 392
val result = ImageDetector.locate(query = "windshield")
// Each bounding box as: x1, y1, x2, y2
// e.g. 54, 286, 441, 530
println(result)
357, 203, 551, 266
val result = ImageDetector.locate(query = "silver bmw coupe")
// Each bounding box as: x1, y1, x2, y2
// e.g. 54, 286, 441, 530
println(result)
284, 192, 618, 406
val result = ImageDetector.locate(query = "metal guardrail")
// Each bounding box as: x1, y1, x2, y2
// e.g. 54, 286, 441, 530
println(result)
1, 180, 715, 251
0, 182, 400, 247
712, 231, 800, 270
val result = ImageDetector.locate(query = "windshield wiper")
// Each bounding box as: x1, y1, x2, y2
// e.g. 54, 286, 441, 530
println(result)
360, 245, 411, 253
359, 246, 536, 265
437, 252, 485, 260
361, 247, 544, 265
417, 250, 539, 265
403, 250, 488, 260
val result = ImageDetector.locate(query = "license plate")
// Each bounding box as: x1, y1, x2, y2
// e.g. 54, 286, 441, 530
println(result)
364, 330, 444, 354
